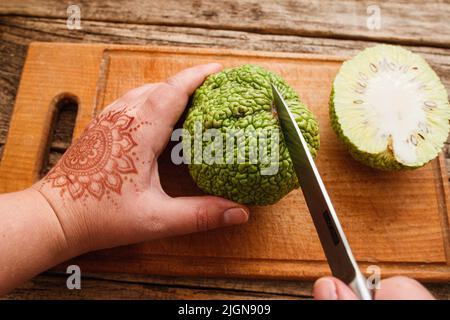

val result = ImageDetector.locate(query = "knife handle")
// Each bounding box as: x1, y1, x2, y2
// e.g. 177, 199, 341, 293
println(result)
348, 271, 373, 300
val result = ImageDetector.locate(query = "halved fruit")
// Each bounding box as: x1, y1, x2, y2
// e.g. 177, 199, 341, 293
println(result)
330, 44, 450, 170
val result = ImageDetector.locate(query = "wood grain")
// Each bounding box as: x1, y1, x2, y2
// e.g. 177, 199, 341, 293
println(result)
1, 0, 450, 48
3, 271, 450, 300
2, 43, 449, 282
2, 272, 313, 300
0, 43, 104, 191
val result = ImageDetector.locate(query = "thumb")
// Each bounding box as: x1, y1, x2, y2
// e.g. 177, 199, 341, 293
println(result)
313, 277, 358, 300
375, 276, 435, 300
162, 196, 249, 236
142, 63, 223, 130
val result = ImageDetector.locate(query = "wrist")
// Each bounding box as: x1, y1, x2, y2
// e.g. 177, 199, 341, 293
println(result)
29, 185, 90, 258
0, 188, 84, 293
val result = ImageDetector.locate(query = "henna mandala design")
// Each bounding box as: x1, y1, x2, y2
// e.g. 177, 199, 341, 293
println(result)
45, 108, 138, 200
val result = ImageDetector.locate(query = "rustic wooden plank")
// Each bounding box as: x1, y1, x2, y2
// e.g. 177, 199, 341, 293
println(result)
0, 34, 28, 143
1, 0, 450, 48
3, 272, 450, 300
2, 272, 311, 300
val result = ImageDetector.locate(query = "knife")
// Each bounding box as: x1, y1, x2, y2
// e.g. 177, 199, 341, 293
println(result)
271, 83, 372, 300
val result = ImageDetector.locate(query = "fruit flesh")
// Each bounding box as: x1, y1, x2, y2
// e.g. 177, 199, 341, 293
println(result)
331, 45, 450, 169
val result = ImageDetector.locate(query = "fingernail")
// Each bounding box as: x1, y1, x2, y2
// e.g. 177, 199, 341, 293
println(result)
223, 208, 249, 225
314, 278, 338, 300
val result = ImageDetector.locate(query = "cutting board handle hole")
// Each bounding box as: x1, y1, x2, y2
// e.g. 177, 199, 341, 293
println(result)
39, 93, 79, 178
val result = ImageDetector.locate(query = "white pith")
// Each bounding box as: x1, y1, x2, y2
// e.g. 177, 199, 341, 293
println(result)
363, 69, 426, 164
333, 45, 450, 167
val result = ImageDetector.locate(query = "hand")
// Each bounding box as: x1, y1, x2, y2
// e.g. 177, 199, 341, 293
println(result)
313, 276, 435, 300
32, 63, 250, 255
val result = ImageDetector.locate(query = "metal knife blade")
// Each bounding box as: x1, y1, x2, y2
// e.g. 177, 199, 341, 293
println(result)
271, 83, 372, 300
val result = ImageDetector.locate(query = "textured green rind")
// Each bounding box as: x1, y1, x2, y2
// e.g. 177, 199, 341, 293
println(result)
183, 64, 320, 205
329, 88, 419, 171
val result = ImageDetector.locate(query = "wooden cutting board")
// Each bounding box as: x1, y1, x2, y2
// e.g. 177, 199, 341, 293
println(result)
1, 42, 449, 281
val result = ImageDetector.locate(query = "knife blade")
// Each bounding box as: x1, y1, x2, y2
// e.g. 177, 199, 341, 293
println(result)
271, 83, 372, 300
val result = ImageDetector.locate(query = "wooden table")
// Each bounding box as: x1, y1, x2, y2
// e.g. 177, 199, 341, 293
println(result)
1, 0, 449, 299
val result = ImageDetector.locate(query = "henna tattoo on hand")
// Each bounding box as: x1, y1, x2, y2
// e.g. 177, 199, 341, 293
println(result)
44, 108, 138, 200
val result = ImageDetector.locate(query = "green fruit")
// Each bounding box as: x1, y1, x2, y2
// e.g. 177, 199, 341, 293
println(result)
330, 45, 450, 170
183, 64, 320, 205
